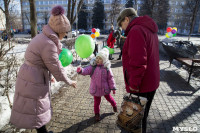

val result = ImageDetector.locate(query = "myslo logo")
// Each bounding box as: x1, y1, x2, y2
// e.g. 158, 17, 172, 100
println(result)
173, 127, 198, 132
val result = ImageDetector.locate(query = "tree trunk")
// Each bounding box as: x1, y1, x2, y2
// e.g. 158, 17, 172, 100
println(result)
4, 0, 11, 47
188, 0, 200, 41
70, 0, 76, 24
150, 0, 155, 17
67, 0, 83, 26
29, 0, 37, 38
20, 0, 24, 31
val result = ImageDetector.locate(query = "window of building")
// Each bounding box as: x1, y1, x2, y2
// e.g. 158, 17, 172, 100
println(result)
36, 1, 39, 5
104, 0, 110, 4
25, 25, 30, 30
49, 1, 53, 5
44, 1, 48, 5
184, 29, 187, 33
89, 0, 93, 4
176, 1, 178, 5
181, 2, 185, 5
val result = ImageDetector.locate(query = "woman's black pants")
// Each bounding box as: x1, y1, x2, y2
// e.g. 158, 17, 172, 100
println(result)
132, 90, 156, 133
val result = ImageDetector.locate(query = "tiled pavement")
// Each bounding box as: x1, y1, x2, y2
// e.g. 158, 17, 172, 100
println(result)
1, 48, 200, 133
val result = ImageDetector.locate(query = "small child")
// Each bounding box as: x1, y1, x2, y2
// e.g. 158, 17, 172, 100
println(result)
77, 48, 117, 121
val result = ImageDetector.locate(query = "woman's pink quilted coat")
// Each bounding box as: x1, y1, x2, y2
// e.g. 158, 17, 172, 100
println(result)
10, 25, 73, 129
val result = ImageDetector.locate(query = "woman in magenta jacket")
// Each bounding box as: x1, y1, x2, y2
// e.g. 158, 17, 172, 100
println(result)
117, 8, 160, 133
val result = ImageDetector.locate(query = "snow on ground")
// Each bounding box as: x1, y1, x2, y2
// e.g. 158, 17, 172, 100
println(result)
0, 35, 199, 130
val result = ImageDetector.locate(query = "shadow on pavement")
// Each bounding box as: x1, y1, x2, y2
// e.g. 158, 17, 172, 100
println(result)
160, 70, 198, 96
60, 113, 114, 133
155, 96, 200, 131
111, 60, 122, 68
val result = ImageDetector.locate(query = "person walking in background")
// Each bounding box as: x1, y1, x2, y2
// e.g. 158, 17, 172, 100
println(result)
77, 48, 118, 121
109, 24, 114, 33
117, 8, 160, 133
113, 27, 122, 49
93, 38, 98, 56
117, 35, 126, 60
107, 28, 116, 60
10, 5, 76, 133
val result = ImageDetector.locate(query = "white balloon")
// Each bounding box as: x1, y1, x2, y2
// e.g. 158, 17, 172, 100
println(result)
96, 29, 100, 33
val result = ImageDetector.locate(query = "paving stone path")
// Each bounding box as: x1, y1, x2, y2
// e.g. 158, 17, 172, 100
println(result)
1, 48, 200, 133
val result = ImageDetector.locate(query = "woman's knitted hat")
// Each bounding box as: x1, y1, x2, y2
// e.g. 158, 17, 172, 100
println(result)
48, 5, 71, 34
117, 8, 138, 27
96, 48, 109, 63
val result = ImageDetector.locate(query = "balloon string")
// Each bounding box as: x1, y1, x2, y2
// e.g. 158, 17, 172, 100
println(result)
76, 59, 82, 82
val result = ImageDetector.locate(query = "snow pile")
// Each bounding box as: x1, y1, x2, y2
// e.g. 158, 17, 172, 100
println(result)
0, 96, 12, 129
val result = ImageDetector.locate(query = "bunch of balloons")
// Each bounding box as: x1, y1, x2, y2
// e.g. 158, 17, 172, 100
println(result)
90, 28, 100, 39
75, 35, 95, 58
59, 48, 73, 67
165, 27, 177, 38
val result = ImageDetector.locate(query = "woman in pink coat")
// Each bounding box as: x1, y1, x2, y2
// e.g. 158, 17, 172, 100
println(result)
10, 5, 76, 133
77, 48, 117, 121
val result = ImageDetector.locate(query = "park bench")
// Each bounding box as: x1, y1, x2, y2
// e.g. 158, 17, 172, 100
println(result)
173, 58, 200, 83
161, 41, 200, 83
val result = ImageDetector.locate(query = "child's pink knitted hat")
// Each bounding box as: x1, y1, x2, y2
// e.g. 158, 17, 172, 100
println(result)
48, 5, 71, 34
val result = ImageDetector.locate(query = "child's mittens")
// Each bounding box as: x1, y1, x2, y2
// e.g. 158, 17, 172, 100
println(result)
113, 90, 115, 94
77, 67, 82, 73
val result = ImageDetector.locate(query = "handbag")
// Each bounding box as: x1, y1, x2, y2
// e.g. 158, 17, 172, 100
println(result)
116, 93, 148, 133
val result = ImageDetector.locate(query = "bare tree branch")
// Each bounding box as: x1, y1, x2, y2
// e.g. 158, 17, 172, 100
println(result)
0, 6, 5, 13
24, 11, 31, 25
67, 0, 84, 26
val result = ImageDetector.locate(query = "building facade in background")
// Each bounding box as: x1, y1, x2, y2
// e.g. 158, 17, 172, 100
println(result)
21, 0, 200, 34
166, 0, 200, 35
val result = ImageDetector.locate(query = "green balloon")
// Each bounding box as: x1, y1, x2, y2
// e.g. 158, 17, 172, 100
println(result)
173, 33, 176, 37
59, 48, 73, 67
109, 48, 114, 54
75, 35, 95, 58
103, 46, 109, 49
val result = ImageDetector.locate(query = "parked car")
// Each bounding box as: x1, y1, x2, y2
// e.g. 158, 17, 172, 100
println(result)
79, 29, 86, 34
101, 29, 109, 34
72, 31, 77, 37
85, 29, 91, 34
